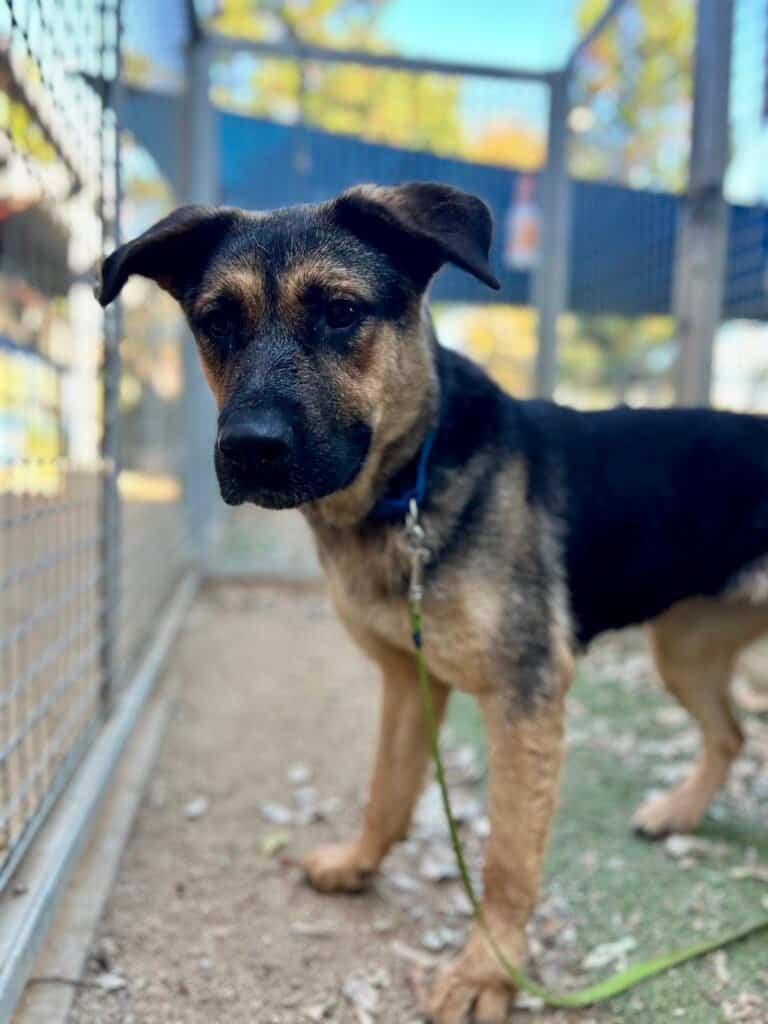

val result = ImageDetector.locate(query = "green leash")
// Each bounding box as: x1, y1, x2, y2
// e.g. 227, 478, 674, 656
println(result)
403, 503, 768, 1009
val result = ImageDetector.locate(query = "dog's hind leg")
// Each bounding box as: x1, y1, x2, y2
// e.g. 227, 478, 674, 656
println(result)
632, 597, 767, 839
303, 644, 449, 893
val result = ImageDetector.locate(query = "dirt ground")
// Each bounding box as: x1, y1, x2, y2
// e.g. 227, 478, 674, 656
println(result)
69, 580, 450, 1024
63, 549, 768, 1023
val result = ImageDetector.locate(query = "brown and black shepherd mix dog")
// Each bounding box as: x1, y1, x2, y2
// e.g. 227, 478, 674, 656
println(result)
99, 183, 768, 1023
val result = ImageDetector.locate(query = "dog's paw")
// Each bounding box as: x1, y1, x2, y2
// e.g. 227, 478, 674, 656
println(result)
632, 788, 701, 839
422, 932, 520, 1024
303, 841, 374, 893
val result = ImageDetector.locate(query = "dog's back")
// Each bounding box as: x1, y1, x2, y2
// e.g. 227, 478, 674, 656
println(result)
520, 402, 768, 644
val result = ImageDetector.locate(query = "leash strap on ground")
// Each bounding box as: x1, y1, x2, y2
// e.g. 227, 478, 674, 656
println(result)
407, 595, 768, 1009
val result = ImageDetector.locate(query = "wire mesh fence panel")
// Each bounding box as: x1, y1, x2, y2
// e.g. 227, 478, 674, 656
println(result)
0, 0, 187, 891
0, 0, 116, 888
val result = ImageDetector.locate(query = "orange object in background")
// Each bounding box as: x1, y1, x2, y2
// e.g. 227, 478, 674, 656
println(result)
503, 173, 540, 271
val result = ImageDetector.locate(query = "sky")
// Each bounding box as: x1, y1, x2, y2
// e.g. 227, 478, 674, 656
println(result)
123, 0, 583, 82
377, 0, 580, 72
376, 0, 583, 134
122, 0, 585, 142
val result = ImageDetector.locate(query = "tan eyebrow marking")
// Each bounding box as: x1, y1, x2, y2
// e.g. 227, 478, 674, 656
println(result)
279, 255, 375, 317
195, 265, 266, 321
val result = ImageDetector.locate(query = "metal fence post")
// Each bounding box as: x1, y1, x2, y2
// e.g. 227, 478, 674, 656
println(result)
673, 0, 733, 405
100, 0, 122, 714
181, 29, 220, 565
533, 70, 571, 398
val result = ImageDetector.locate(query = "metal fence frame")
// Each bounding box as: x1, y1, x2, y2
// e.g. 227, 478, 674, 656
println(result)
674, 0, 734, 404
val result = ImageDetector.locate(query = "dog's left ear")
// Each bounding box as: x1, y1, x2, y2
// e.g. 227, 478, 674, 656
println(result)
333, 182, 500, 290
97, 205, 239, 307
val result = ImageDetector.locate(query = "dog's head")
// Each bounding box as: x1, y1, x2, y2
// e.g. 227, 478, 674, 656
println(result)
98, 183, 499, 513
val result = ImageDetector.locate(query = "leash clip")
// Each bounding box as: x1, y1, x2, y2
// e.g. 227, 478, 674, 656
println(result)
404, 498, 429, 606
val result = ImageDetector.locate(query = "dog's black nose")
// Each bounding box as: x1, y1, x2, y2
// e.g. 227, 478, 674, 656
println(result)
217, 411, 294, 464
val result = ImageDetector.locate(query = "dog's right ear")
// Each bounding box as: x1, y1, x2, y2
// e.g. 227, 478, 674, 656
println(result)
97, 205, 238, 307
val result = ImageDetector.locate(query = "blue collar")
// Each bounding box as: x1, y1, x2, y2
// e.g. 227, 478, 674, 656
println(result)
369, 429, 437, 523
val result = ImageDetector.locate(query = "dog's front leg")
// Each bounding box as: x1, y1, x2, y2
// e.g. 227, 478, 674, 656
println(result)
304, 646, 449, 893
427, 688, 566, 1024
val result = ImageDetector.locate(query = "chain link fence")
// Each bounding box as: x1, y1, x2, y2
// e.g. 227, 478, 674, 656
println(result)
0, 0, 187, 896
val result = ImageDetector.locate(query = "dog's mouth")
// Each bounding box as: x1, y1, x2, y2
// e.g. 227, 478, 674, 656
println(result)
215, 460, 321, 510
214, 423, 372, 511
218, 476, 322, 510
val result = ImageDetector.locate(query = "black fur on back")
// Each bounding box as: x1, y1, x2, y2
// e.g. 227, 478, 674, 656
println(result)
423, 344, 768, 647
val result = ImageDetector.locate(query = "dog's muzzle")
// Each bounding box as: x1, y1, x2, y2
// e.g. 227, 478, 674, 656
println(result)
214, 406, 302, 507
217, 408, 294, 468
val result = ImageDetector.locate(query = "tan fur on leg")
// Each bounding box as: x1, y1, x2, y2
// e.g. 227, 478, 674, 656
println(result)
427, 687, 568, 1024
634, 598, 768, 838
304, 645, 449, 893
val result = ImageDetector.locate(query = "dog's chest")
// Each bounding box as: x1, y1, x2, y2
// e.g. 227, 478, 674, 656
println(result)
319, 529, 411, 646
316, 531, 501, 694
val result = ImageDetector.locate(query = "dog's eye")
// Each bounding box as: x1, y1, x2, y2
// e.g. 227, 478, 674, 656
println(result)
324, 299, 360, 331
205, 312, 234, 341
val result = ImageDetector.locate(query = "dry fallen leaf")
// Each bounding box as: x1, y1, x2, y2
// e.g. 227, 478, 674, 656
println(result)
290, 920, 339, 938
515, 991, 545, 1011
664, 835, 731, 860
390, 939, 440, 968
303, 996, 336, 1021
444, 743, 484, 785
470, 814, 491, 839
413, 784, 450, 839
583, 935, 637, 971
710, 950, 730, 988
722, 992, 764, 1023
730, 864, 768, 883
183, 797, 209, 821
260, 830, 290, 857
447, 886, 474, 917
419, 843, 460, 883
372, 917, 395, 934
96, 972, 128, 993
421, 926, 465, 952
258, 801, 296, 826
342, 972, 380, 1023
287, 762, 313, 786
385, 871, 423, 894
655, 706, 689, 729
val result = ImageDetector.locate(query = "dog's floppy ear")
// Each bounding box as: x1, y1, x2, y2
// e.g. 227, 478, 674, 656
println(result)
333, 182, 500, 290
97, 205, 238, 307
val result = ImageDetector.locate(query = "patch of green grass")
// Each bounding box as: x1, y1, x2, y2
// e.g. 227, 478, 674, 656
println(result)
446, 666, 768, 1022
